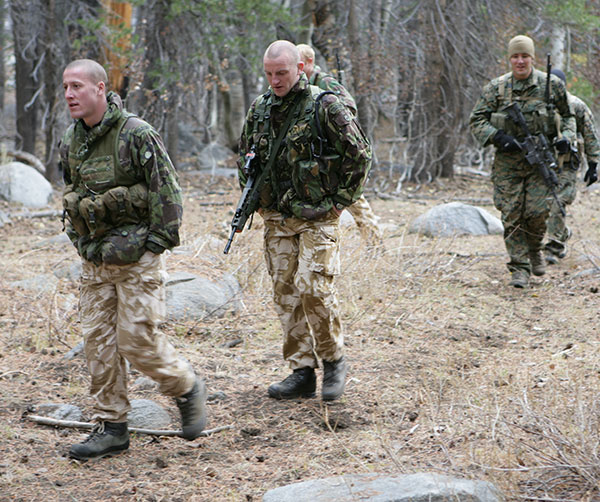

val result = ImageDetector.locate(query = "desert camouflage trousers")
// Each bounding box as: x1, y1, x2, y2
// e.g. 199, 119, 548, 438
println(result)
347, 195, 383, 246
492, 156, 553, 274
545, 166, 578, 255
262, 210, 344, 370
80, 251, 195, 423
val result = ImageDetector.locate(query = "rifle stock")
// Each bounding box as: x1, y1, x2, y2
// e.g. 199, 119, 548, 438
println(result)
504, 102, 566, 217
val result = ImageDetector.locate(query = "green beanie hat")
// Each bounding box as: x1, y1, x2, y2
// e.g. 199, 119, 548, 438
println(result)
508, 35, 534, 58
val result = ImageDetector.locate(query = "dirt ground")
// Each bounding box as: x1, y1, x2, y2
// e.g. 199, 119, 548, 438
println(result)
1, 169, 600, 502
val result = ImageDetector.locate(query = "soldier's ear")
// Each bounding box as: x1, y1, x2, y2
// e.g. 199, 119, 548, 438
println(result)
298, 61, 304, 73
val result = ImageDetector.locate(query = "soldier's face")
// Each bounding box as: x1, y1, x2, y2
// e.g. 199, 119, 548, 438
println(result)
510, 53, 533, 80
264, 54, 303, 97
63, 66, 106, 126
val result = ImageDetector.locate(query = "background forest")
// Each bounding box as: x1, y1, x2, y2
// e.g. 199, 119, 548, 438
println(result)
1, 0, 600, 186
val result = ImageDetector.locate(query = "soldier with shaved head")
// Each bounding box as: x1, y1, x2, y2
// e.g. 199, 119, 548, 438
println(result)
60, 59, 207, 460
237, 41, 372, 401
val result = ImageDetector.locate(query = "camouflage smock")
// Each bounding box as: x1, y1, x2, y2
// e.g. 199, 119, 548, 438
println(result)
59, 91, 182, 265
569, 93, 600, 166
310, 65, 358, 116
238, 74, 371, 220
470, 68, 576, 150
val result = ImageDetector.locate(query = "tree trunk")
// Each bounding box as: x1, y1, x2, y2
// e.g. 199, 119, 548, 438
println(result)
10, 0, 41, 154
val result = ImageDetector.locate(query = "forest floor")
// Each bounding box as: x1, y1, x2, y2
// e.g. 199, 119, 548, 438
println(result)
1, 169, 600, 502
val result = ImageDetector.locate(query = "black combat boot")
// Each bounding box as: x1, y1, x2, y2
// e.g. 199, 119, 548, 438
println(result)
175, 377, 208, 440
268, 367, 316, 399
322, 357, 348, 401
69, 421, 129, 460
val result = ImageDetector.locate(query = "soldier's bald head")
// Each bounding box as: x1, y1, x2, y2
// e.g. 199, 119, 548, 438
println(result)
264, 40, 300, 65
64, 59, 108, 86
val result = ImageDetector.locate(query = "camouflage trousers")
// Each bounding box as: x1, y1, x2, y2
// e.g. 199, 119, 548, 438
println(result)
80, 251, 195, 423
492, 157, 552, 274
262, 210, 344, 370
545, 166, 578, 256
347, 195, 383, 246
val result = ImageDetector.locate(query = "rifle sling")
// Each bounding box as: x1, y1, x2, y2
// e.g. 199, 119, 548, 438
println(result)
251, 92, 306, 213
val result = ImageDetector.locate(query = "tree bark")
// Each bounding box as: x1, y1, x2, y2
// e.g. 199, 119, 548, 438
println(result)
10, 0, 41, 154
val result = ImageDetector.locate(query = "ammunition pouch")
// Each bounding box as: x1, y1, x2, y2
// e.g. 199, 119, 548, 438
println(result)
79, 195, 110, 238
62, 186, 88, 236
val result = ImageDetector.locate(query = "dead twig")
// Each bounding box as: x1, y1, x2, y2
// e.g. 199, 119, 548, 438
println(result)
28, 414, 233, 437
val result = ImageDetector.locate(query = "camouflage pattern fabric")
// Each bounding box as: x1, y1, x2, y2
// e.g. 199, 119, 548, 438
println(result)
238, 74, 372, 220
310, 65, 357, 116
470, 68, 576, 275
309, 66, 382, 246
262, 210, 344, 369
545, 93, 600, 254
59, 91, 182, 264
80, 251, 196, 422
570, 94, 600, 166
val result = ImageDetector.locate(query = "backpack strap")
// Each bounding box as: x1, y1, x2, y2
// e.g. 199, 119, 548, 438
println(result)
314, 91, 336, 157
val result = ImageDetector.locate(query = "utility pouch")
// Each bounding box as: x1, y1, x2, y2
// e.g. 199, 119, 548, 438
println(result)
62, 186, 88, 236
79, 196, 109, 238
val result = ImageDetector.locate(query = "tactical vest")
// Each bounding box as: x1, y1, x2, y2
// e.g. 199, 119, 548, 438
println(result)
250, 85, 342, 217
62, 112, 149, 239
490, 70, 560, 141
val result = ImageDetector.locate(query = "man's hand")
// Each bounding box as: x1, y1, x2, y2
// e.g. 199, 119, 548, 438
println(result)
493, 130, 521, 152
554, 137, 570, 154
584, 162, 598, 186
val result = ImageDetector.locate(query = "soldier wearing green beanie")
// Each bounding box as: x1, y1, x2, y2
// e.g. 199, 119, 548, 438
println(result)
470, 36, 576, 288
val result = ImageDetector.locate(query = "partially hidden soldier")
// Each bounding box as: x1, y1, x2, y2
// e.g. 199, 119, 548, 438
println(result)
60, 59, 207, 460
469, 35, 576, 288
543, 68, 600, 264
238, 40, 372, 401
297, 43, 383, 250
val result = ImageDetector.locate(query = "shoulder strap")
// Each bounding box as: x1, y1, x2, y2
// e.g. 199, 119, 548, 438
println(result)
314, 91, 336, 156
253, 90, 272, 136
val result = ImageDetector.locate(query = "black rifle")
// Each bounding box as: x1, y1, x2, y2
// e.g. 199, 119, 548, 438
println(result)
504, 101, 566, 216
223, 145, 261, 254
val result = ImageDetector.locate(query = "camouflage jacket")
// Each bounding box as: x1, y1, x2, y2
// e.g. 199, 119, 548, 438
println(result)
310, 65, 358, 116
569, 93, 600, 165
59, 91, 182, 264
238, 74, 371, 220
470, 68, 576, 152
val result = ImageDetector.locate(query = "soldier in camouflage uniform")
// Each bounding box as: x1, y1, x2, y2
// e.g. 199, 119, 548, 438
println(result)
238, 41, 371, 401
297, 43, 383, 249
470, 36, 576, 288
60, 59, 207, 460
543, 68, 600, 264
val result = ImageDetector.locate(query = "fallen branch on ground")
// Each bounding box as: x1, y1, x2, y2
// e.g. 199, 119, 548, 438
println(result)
28, 414, 233, 437
4, 149, 46, 175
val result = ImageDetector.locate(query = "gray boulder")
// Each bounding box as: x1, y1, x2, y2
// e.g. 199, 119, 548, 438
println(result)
0, 162, 53, 207
262, 472, 502, 502
10, 273, 58, 293
166, 271, 241, 320
128, 399, 171, 429
36, 403, 82, 422
409, 202, 503, 237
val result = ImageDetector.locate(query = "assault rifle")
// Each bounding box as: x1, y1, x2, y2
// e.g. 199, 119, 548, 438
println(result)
223, 145, 261, 254
504, 101, 566, 216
